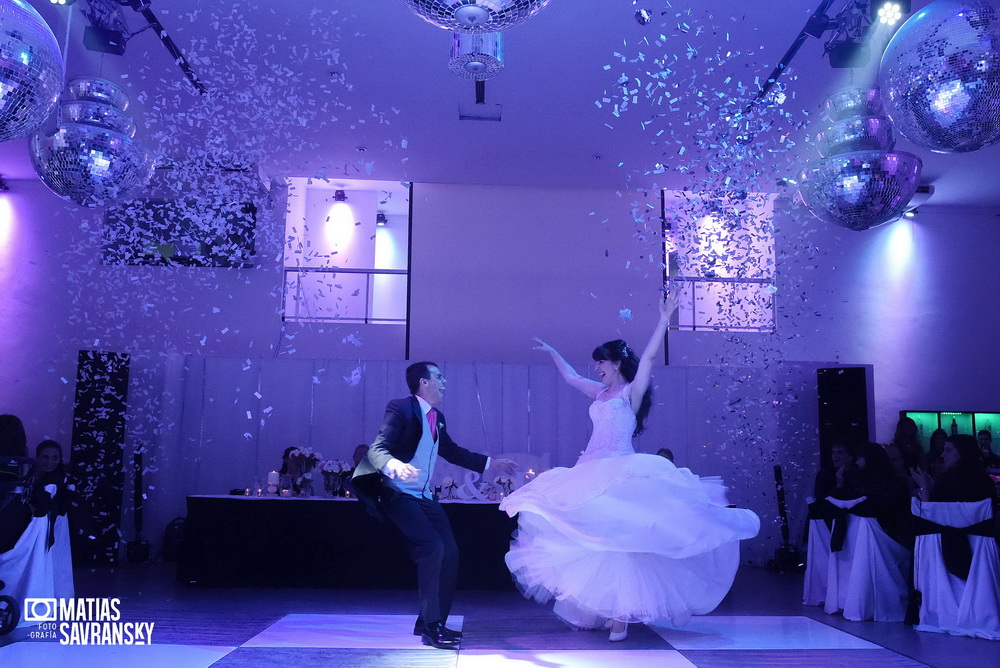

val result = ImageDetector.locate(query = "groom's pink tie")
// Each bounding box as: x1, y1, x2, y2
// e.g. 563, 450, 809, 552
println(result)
427, 408, 438, 441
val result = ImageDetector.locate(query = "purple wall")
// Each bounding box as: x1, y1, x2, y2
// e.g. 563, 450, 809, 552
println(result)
3, 178, 999, 560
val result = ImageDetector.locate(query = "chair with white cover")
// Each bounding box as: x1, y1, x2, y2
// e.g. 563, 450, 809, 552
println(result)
0, 483, 74, 627
803, 497, 832, 606
822, 496, 910, 622
912, 498, 1000, 640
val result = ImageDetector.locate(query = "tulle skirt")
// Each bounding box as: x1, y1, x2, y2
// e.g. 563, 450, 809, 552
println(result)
0, 515, 74, 626
500, 453, 759, 626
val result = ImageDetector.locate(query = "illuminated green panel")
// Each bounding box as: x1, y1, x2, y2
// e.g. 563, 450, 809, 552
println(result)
974, 413, 1000, 437
940, 411, 975, 437
904, 411, 940, 450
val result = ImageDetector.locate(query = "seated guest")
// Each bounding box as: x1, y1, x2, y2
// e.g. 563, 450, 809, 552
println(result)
914, 434, 998, 503
0, 440, 75, 619
851, 442, 912, 547
885, 442, 919, 497
352, 444, 370, 468
977, 430, 1000, 469
814, 441, 860, 500
655, 447, 674, 463
926, 428, 948, 478
891, 417, 926, 472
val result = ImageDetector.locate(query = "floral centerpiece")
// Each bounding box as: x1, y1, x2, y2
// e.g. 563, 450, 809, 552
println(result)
441, 475, 459, 500
288, 447, 322, 496
320, 458, 351, 497
495, 475, 513, 499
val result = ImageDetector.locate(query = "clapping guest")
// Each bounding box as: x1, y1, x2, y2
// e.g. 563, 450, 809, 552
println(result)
913, 434, 997, 503
814, 442, 860, 500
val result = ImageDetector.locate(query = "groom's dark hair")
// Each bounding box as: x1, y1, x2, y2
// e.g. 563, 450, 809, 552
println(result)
406, 361, 439, 394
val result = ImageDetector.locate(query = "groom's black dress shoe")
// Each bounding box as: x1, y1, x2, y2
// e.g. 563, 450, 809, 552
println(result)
420, 621, 460, 649
413, 621, 462, 639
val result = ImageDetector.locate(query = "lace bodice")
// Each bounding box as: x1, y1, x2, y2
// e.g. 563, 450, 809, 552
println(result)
577, 384, 636, 463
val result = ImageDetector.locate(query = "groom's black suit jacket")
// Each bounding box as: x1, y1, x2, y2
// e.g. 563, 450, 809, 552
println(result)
352, 396, 488, 516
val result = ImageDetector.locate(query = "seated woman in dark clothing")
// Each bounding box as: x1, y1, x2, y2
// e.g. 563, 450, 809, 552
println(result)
892, 417, 927, 472
914, 434, 998, 503
850, 442, 913, 547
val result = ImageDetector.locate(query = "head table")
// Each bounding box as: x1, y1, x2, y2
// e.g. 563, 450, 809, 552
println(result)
177, 495, 517, 590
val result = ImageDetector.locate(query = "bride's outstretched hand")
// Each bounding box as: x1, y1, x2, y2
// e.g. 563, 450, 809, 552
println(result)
660, 284, 681, 319
533, 337, 555, 353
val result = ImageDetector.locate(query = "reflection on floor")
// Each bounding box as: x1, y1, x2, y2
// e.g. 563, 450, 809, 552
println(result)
1, 564, 997, 667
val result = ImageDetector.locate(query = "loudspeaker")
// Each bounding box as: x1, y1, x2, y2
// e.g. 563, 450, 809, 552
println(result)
817, 366, 873, 465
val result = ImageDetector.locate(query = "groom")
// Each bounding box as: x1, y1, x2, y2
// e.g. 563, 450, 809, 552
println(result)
352, 361, 516, 649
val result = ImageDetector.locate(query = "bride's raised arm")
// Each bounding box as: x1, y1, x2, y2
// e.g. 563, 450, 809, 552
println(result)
533, 337, 604, 399
629, 288, 680, 409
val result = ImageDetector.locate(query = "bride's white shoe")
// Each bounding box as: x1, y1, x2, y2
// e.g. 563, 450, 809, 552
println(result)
609, 621, 628, 642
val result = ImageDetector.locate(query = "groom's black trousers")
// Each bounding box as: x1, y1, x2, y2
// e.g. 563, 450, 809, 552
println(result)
379, 490, 459, 626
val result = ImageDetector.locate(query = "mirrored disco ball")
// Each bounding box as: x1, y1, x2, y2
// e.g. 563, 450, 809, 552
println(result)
880, 0, 1000, 152
400, 0, 553, 33
799, 151, 923, 231
822, 87, 885, 122
816, 116, 895, 156
449, 32, 504, 79
0, 0, 65, 142
30, 78, 155, 207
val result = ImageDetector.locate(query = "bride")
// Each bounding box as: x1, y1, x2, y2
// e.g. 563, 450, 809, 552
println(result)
500, 289, 760, 641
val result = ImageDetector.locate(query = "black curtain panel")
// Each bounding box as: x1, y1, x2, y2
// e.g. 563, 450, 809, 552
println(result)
70, 350, 130, 565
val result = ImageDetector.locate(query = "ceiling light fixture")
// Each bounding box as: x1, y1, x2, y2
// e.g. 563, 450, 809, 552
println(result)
399, 0, 554, 33
872, 1, 910, 25
334, 190, 347, 202
751, 0, 912, 107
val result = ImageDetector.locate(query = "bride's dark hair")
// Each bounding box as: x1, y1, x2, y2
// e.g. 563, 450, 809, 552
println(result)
592, 339, 652, 436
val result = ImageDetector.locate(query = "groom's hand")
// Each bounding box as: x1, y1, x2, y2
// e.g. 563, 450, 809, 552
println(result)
385, 458, 419, 481
491, 458, 518, 476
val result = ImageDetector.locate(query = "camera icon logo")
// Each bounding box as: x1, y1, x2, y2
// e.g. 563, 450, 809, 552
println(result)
23, 598, 58, 622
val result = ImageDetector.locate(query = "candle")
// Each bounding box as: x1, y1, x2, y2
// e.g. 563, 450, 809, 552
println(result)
267, 471, 279, 485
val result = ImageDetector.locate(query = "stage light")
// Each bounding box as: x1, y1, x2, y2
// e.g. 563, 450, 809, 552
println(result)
376, 212, 387, 226
334, 190, 347, 202
49, 0, 76, 5
828, 39, 870, 68
872, 1, 910, 25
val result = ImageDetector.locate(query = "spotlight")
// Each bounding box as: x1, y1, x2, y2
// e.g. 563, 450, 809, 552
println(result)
828, 39, 870, 68
334, 190, 347, 202
49, 0, 76, 5
903, 209, 917, 218
83, 26, 127, 55
871, 1, 910, 25
376, 212, 387, 226
803, 11, 834, 39
0, 174, 9, 192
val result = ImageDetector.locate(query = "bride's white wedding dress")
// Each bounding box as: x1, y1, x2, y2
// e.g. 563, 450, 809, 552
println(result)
499, 383, 760, 627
